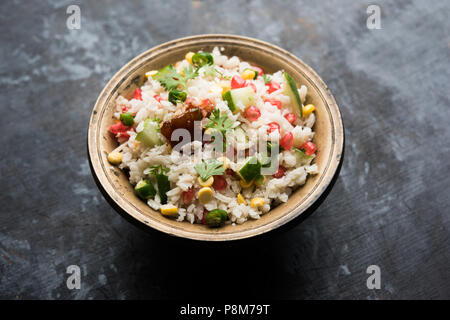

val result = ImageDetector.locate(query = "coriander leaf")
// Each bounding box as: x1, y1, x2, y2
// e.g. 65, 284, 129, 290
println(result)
263, 74, 272, 85
182, 65, 198, 83
205, 108, 234, 135
194, 159, 225, 181
202, 64, 217, 78
154, 64, 182, 91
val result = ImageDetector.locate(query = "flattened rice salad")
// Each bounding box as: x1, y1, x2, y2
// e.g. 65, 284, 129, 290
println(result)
107, 47, 318, 227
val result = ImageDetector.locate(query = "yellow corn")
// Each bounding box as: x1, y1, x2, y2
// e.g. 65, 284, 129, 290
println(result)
160, 204, 178, 217
198, 187, 214, 204
185, 52, 195, 64
302, 104, 316, 117
250, 197, 265, 208
240, 179, 254, 188
107, 152, 122, 165
218, 81, 231, 94
237, 193, 247, 205
242, 69, 256, 80
217, 156, 231, 169
198, 176, 214, 187
255, 175, 266, 186
145, 70, 158, 79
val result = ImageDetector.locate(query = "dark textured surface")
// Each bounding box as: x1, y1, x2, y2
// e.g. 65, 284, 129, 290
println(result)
1, 0, 449, 299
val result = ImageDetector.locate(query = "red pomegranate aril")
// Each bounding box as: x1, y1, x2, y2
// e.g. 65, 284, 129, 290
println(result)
301, 141, 317, 155
273, 166, 286, 178
264, 98, 282, 109
267, 122, 281, 134
212, 175, 227, 190
267, 81, 281, 94
284, 112, 296, 124
133, 88, 142, 100
244, 106, 261, 122
280, 132, 294, 150
231, 75, 246, 89
109, 122, 131, 135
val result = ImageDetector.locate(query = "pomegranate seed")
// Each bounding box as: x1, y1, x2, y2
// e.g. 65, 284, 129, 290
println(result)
244, 106, 261, 122
231, 75, 246, 89
280, 132, 294, 150
264, 99, 282, 109
273, 166, 286, 178
267, 122, 281, 134
267, 81, 280, 94
284, 113, 296, 124
182, 188, 195, 204
301, 141, 317, 155
133, 88, 142, 100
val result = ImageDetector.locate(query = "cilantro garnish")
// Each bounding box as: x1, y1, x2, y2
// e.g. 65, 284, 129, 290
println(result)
263, 74, 272, 85
194, 159, 225, 181
205, 108, 234, 135
153, 64, 198, 91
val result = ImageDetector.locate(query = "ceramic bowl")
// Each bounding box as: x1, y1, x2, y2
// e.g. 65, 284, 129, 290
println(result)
88, 34, 344, 241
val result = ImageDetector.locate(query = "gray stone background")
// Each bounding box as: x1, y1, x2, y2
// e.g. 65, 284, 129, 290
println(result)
0, 0, 449, 299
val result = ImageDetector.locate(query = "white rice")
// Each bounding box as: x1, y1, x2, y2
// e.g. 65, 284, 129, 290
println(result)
111, 47, 318, 225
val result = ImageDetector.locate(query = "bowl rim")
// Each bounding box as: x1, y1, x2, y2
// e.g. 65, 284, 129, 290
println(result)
88, 34, 344, 241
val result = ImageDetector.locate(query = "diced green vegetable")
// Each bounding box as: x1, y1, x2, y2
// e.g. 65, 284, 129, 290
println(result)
155, 173, 170, 205
238, 156, 262, 182
120, 112, 134, 126
135, 179, 156, 199
136, 119, 162, 148
283, 72, 303, 118
192, 52, 214, 67
223, 86, 255, 113
222, 90, 237, 113
168, 89, 187, 105
205, 209, 228, 227
255, 175, 265, 186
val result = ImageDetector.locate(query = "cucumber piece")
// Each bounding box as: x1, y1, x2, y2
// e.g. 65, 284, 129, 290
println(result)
238, 156, 262, 182
222, 90, 237, 113
136, 119, 162, 148
222, 86, 255, 113
283, 72, 303, 118
135, 179, 156, 199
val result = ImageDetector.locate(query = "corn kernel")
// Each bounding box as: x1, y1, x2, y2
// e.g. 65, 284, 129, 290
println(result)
240, 179, 254, 188
107, 152, 122, 165
303, 104, 316, 117
160, 204, 178, 217
198, 187, 214, 204
217, 156, 231, 169
250, 197, 265, 208
198, 176, 214, 187
145, 70, 158, 79
237, 193, 247, 205
242, 69, 256, 80
185, 52, 195, 64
